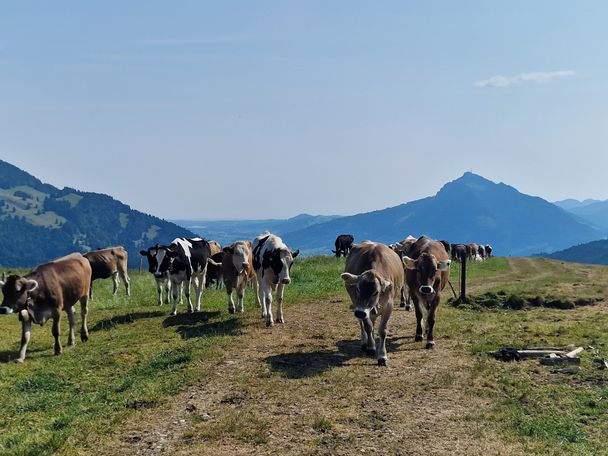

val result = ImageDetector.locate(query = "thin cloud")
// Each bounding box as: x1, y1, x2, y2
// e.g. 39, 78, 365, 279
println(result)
474, 70, 576, 88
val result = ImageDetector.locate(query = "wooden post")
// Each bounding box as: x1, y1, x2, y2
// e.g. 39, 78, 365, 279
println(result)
460, 255, 467, 301
139, 257, 143, 274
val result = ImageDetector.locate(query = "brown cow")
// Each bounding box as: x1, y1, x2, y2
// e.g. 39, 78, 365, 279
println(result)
403, 236, 451, 349
83, 246, 130, 299
341, 241, 404, 366
0, 253, 92, 362
209, 241, 222, 256
218, 241, 260, 313
467, 243, 479, 261
450, 243, 468, 263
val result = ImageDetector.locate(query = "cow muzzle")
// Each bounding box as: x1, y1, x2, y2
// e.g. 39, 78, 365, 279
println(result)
281, 278, 291, 285
419, 285, 434, 295
354, 309, 367, 319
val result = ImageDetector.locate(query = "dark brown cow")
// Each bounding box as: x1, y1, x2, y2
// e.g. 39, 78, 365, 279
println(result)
206, 251, 224, 290
450, 243, 468, 263
218, 241, 260, 313
403, 236, 451, 349
0, 253, 92, 362
83, 246, 130, 299
341, 241, 405, 366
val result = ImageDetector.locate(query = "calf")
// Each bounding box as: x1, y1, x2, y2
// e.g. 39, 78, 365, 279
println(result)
219, 241, 260, 313
332, 234, 354, 258
151, 238, 212, 316
0, 253, 91, 362
403, 236, 451, 349
140, 245, 172, 305
252, 232, 299, 326
341, 241, 404, 366
84, 246, 130, 299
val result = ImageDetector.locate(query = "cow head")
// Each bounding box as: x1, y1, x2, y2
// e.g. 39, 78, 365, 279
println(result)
139, 245, 173, 278
403, 253, 450, 296
224, 242, 251, 275
341, 270, 392, 319
0, 275, 38, 311
263, 248, 299, 285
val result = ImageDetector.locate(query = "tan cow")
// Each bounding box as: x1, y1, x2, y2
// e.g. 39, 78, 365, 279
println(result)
209, 241, 222, 256
83, 246, 130, 299
403, 236, 451, 349
341, 241, 404, 366
0, 253, 92, 362
218, 241, 260, 313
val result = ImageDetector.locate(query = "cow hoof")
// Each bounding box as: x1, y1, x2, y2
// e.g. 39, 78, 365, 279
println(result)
277, 318, 284, 324
400, 302, 406, 308
81, 334, 89, 343
14, 358, 24, 364
68, 340, 75, 346
266, 321, 274, 327
228, 308, 235, 314
170, 311, 177, 316
405, 305, 412, 311
425, 341, 435, 349
377, 358, 387, 367
188, 309, 194, 314
238, 308, 244, 313
415, 335, 423, 342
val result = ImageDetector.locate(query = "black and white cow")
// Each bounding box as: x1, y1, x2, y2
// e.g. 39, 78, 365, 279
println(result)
252, 232, 299, 326
141, 238, 212, 315
140, 245, 172, 306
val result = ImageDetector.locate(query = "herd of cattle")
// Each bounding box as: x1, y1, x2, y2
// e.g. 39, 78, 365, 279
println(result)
0, 231, 491, 366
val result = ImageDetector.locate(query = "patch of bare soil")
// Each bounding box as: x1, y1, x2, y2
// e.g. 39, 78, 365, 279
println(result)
98, 298, 525, 456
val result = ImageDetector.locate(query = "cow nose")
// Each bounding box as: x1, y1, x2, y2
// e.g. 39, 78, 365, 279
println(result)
281, 278, 291, 285
354, 309, 367, 319
419, 285, 434, 295
241, 262, 248, 270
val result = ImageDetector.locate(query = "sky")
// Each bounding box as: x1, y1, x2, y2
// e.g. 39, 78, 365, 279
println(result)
1, 1, 607, 219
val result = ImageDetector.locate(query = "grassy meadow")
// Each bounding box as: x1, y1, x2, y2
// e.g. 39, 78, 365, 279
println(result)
0, 256, 607, 455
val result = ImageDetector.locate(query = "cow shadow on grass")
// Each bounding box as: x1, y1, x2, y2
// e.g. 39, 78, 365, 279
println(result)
90, 310, 166, 332
0, 347, 46, 363
265, 336, 408, 379
162, 311, 242, 340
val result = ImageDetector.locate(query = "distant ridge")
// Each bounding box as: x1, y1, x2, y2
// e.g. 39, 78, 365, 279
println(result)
542, 239, 608, 265
0, 160, 195, 267
280, 172, 601, 256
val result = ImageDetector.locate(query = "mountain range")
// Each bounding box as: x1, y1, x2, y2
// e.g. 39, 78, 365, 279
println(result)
1, 160, 607, 267
0, 160, 194, 267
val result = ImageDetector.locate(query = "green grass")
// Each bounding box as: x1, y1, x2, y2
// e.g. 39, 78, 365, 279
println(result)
2, 256, 608, 454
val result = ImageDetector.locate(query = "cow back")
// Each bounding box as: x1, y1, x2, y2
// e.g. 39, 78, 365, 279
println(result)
84, 246, 128, 280
345, 242, 404, 302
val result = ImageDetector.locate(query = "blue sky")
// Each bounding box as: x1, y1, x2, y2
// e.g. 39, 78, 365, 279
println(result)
1, 1, 607, 219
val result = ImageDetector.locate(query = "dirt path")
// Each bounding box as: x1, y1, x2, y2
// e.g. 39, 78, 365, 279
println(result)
99, 288, 526, 456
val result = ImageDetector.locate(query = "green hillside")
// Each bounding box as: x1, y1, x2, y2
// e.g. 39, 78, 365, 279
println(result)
0, 160, 195, 267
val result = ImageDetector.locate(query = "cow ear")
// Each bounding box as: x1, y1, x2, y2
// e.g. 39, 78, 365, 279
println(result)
291, 249, 300, 259
23, 279, 38, 292
402, 256, 417, 270
438, 260, 451, 271
223, 246, 234, 254
139, 250, 147, 256
340, 272, 358, 285
380, 279, 392, 294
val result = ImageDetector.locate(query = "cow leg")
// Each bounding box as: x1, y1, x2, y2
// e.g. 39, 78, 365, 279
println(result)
66, 305, 76, 346
170, 279, 181, 316
425, 297, 440, 349
257, 274, 266, 318
80, 295, 89, 342
89, 280, 94, 300
236, 282, 245, 313
252, 277, 261, 307
376, 303, 393, 366
156, 279, 163, 305
120, 268, 131, 296
412, 294, 424, 342
276, 283, 285, 324
193, 274, 204, 312
185, 279, 194, 313
52, 312, 62, 356
165, 279, 172, 305
226, 283, 235, 313
17, 310, 32, 362
359, 319, 368, 351
261, 280, 273, 326
362, 316, 376, 354
112, 272, 120, 295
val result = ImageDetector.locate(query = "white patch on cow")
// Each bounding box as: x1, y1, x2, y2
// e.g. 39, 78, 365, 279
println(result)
154, 249, 167, 275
